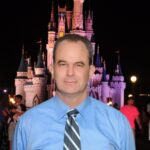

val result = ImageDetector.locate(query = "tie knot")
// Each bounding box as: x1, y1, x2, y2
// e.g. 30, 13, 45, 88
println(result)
67, 109, 79, 118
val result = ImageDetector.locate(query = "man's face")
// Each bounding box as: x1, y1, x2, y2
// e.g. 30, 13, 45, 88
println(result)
15, 97, 21, 105
128, 99, 134, 105
53, 40, 95, 96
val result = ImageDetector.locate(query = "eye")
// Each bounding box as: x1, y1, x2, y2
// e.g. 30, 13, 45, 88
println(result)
76, 63, 84, 67
58, 62, 67, 66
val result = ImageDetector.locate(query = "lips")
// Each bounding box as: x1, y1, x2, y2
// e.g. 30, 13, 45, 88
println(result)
64, 80, 76, 84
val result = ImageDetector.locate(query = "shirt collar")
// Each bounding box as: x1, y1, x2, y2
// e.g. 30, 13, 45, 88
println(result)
76, 96, 91, 118
54, 96, 91, 120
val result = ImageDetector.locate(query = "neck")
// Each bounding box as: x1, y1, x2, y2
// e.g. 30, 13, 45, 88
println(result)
56, 91, 88, 108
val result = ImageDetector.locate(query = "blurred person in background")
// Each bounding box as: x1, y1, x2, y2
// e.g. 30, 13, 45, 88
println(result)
120, 98, 142, 136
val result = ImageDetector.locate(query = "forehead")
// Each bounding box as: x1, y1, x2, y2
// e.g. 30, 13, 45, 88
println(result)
55, 40, 89, 61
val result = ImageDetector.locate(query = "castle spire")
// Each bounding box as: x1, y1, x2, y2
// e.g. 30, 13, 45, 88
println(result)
58, 12, 66, 37
101, 60, 107, 81
50, 0, 55, 23
114, 50, 123, 75
95, 45, 102, 67
36, 40, 44, 68
17, 44, 27, 72
48, 0, 56, 31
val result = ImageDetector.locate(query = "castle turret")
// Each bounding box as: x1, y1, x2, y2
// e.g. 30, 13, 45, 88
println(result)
26, 57, 33, 79
46, 1, 56, 68
85, 10, 93, 40
110, 51, 126, 108
91, 34, 96, 57
58, 11, 66, 38
33, 45, 47, 103
93, 45, 103, 83
71, 0, 86, 36
66, 0, 73, 31
72, 0, 84, 30
15, 45, 27, 101
101, 61, 110, 103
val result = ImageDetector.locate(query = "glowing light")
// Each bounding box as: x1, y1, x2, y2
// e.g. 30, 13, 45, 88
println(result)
3, 89, 7, 93
130, 75, 137, 83
9, 97, 15, 104
128, 94, 133, 98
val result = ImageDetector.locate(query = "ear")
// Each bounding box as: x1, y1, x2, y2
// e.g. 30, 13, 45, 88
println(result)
89, 65, 95, 79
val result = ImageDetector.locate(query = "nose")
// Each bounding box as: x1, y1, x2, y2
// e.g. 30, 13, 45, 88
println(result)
67, 65, 75, 76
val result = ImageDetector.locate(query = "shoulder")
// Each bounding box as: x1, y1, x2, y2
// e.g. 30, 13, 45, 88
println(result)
89, 97, 119, 113
132, 106, 140, 114
120, 105, 127, 111
89, 97, 125, 121
19, 97, 56, 122
88, 97, 131, 141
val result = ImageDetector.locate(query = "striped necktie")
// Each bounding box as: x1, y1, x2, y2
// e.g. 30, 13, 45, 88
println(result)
63, 109, 81, 150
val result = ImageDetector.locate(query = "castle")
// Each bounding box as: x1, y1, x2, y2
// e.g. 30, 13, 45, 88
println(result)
15, 0, 126, 108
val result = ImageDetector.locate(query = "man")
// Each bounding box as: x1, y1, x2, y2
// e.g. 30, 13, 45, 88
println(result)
13, 34, 135, 150
14, 95, 26, 115
9, 95, 26, 149
120, 98, 142, 136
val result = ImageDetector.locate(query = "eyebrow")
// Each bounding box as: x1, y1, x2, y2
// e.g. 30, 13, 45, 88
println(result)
56, 60, 85, 65
57, 60, 67, 64
75, 61, 85, 65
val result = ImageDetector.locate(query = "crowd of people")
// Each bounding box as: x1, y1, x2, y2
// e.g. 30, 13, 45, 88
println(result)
0, 94, 26, 149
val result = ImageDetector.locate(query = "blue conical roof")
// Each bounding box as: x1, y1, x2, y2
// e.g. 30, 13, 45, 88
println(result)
95, 45, 102, 67
17, 45, 27, 72
102, 62, 107, 82
36, 43, 44, 68
114, 50, 123, 75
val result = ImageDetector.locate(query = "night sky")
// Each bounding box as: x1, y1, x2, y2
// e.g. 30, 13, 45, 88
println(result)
0, 0, 150, 95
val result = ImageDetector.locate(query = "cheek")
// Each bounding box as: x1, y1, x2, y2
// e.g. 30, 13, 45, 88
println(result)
79, 71, 90, 81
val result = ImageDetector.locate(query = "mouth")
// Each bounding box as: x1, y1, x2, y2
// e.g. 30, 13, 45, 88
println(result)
64, 81, 76, 84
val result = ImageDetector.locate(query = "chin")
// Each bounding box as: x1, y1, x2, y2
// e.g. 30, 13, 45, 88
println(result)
58, 88, 81, 95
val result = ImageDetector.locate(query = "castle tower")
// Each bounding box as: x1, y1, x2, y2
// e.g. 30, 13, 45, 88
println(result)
26, 57, 33, 79
33, 45, 47, 103
85, 10, 93, 40
46, 1, 56, 69
15, 45, 27, 101
101, 61, 110, 103
110, 52, 126, 107
89, 45, 103, 100
94, 45, 103, 81
71, 0, 86, 36
72, 0, 84, 30
66, 0, 73, 32
90, 34, 96, 62
23, 57, 34, 108
24, 80, 35, 108
58, 8, 66, 38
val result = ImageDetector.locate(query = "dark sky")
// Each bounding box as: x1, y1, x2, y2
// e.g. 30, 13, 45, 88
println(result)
0, 0, 150, 94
